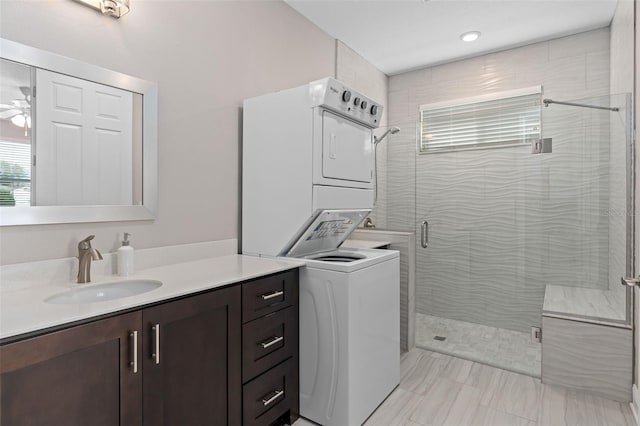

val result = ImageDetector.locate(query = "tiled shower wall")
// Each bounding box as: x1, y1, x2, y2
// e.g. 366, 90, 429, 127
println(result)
385, 29, 616, 333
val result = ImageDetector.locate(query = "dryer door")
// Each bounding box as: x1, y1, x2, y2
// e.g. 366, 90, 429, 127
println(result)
321, 110, 373, 183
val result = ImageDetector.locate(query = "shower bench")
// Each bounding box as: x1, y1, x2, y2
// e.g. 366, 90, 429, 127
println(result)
541, 285, 632, 402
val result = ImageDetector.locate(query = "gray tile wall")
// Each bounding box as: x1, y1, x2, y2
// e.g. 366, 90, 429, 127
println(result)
385, 29, 618, 333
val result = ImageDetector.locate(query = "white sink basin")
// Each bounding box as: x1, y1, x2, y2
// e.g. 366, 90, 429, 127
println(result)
45, 279, 163, 304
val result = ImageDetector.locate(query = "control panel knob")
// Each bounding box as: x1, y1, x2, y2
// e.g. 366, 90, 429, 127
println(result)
353, 97, 361, 107
361, 100, 368, 110
342, 91, 351, 102
370, 105, 378, 115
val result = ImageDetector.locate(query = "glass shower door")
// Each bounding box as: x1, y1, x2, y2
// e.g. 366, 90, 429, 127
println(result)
413, 130, 544, 376
409, 93, 633, 377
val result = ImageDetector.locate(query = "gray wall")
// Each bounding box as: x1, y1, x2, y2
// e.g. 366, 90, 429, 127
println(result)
0, 1, 337, 264
335, 40, 390, 228
386, 29, 614, 333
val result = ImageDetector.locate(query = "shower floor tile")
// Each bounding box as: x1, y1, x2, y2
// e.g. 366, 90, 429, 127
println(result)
415, 313, 541, 378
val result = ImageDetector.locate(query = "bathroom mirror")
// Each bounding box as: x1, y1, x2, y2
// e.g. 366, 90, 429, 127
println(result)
0, 38, 157, 226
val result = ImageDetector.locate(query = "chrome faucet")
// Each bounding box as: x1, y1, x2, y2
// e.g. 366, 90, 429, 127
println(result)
363, 217, 376, 228
77, 235, 103, 284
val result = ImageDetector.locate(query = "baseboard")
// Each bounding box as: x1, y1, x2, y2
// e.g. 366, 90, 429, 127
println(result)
632, 384, 640, 425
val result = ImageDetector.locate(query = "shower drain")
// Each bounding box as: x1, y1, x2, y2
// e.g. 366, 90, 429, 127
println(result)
433, 336, 447, 341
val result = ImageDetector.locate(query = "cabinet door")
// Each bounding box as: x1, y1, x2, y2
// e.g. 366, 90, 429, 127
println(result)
142, 286, 241, 426
0, 312, 142, 426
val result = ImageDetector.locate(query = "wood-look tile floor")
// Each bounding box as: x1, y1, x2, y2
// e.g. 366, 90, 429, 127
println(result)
294, 348, 636, 426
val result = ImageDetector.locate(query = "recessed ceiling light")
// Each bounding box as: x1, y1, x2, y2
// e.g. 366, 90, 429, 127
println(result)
460, 31, 481, 42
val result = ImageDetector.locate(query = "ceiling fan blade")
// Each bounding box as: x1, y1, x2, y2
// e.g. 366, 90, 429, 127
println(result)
0, 104, 16, 109
0, 110, 21, 119
12, 100, 29, 108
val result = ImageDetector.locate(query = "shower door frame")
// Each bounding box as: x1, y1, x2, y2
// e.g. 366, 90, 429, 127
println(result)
624, 93, 634, 327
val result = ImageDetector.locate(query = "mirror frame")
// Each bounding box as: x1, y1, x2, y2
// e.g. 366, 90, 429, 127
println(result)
0, 38, 158, 226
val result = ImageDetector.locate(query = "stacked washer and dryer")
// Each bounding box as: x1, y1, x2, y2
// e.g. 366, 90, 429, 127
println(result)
242, 78, 400, 426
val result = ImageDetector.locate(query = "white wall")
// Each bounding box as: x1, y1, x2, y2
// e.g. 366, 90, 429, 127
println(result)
0, 0, 336, 264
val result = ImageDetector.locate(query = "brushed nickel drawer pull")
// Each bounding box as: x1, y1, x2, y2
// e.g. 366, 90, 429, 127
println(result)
260, 335, 284, 349
151, 324, 160, 365
262, 389, 284, 406
261, 290, 284, 300
130, 331, 138, 373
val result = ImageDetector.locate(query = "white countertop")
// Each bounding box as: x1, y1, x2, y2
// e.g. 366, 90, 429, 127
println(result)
0, 254, 303, 341
342, 239, 392, 249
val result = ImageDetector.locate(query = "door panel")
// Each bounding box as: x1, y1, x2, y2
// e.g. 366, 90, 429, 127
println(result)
0, 312, 142, 426
142, 287, 241, 426
35, 68, 133, 206
322, 111, 372, 183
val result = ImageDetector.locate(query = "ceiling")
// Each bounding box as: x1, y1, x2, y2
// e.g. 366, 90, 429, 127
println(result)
285, 0, 619, 75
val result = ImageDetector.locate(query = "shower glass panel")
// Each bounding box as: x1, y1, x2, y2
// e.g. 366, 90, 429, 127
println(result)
389, 93, 632, 378
539, 93, 632, 325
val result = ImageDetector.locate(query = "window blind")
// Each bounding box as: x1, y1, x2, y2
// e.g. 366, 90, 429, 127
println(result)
0, 140, 31, 206
419, 90, 541, 153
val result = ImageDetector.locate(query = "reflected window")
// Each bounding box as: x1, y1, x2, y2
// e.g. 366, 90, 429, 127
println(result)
0, 58, 32, 206
0, 141, 30, 206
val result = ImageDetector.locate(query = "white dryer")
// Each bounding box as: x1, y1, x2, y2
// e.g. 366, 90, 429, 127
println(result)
242, 77, 382, 258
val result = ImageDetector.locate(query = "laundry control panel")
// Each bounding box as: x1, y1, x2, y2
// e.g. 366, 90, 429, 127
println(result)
309, 77, 382, 128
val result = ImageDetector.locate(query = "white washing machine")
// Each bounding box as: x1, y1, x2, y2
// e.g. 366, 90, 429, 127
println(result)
242, 79, 400, 425
282, 211, 400, 426
297, 247, 399, 426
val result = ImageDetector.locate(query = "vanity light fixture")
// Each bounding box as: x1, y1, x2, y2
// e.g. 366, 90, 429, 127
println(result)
460, 31, 481, 42
74, 0, 130, 18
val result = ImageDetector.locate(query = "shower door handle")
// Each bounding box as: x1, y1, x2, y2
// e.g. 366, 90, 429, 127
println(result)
621, 277, 640, 287
421, 221, 429, 248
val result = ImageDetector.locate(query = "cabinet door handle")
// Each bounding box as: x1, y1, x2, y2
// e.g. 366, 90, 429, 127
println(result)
261, 389, 284, 406
130, 331, 138, 373
261, 290, 284, 301
260, 335, 284, 349
151, 324, 160, 365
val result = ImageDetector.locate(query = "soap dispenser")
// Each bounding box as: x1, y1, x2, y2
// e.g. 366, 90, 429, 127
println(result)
117, 232, 134, 277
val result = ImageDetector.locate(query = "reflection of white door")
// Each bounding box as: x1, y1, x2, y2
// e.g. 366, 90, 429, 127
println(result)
35, 69, 133, 206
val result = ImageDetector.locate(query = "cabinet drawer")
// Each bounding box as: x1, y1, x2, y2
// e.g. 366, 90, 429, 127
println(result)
243, 358, 296, 426
242, 270, 298, 323
243, 306, 297, 382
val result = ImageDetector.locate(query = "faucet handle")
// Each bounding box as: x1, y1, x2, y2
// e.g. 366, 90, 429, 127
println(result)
78, 235, 96, 249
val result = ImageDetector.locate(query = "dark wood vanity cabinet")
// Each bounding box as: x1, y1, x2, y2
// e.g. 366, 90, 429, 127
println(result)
241, 269, 299, 426
142, 286, 241, 426
0, 312, 143, 426
0, 268, 299, 426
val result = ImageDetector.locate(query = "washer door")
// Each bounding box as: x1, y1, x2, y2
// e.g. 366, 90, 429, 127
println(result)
284, 209, 370, 258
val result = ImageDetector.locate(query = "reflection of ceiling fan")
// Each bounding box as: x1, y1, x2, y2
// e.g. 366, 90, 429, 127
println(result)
0, 87, 32, 136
